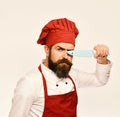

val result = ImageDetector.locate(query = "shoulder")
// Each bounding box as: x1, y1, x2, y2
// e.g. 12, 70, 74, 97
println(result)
69, 67, 80, 80
15, 67, 43, 96
19, 67, 42, 85
25, 67, 42, 81
70, 66, 79, 74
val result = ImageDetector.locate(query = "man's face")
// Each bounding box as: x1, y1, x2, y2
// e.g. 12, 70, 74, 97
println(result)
47, 43, 74, 78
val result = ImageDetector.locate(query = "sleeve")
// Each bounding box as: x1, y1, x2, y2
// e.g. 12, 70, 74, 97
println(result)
9, 77, 35, 117
75, 62, 112, 88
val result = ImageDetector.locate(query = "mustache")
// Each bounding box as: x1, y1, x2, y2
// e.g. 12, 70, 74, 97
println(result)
56, 58, 72, 66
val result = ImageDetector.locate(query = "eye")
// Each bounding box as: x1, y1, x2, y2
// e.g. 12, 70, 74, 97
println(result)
57, 47, 64, 51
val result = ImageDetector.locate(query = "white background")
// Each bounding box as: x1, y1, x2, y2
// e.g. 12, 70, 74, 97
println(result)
0, 0, 120, 117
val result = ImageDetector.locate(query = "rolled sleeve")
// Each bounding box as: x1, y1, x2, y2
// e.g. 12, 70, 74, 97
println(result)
95, 61, 112, 85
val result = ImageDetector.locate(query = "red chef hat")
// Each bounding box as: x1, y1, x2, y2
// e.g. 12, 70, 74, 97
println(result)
37, 18, 79, 46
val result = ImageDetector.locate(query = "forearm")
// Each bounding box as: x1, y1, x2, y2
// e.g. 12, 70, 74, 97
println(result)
95, 62, 112, 84
75, 61, 112, 88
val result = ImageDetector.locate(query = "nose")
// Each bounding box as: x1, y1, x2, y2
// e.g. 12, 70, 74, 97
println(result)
63, 50, 68, 59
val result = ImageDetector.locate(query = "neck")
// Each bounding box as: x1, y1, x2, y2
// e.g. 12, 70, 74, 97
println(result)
43, 58, 49, 68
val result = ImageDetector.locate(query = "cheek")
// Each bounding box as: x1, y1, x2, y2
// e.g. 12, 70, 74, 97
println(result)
68, 57, 73, 62
50, 51, 61, 62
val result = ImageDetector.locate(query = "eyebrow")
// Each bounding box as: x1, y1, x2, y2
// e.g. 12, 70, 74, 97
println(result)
57, 46, 74, 51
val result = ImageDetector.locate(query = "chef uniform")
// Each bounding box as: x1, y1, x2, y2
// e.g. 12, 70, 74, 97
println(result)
9, 18, 112, 117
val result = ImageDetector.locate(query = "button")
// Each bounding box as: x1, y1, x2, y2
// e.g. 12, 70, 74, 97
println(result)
56, 84, 59, 87
65, 82, 68, 84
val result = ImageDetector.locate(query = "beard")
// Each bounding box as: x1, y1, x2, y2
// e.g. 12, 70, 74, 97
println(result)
48, 56, 73, 78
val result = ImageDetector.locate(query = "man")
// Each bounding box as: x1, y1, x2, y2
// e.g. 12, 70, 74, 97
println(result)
9, 18, 112, 117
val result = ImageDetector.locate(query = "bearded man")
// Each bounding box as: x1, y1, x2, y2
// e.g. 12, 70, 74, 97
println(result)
9, 18, 112, 117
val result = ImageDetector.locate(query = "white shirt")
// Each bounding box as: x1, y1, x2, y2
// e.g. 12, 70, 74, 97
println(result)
9, 62, 112, 117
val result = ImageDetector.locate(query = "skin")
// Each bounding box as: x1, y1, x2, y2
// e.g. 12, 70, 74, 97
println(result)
43, 42, 109, 67
94, 44, 109, 64
43, 43, 74, 67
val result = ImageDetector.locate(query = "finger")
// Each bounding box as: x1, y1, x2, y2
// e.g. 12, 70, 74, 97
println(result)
94, 44, 109, 57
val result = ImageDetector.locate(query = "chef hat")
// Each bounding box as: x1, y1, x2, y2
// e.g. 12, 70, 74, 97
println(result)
37, 18, 79, 46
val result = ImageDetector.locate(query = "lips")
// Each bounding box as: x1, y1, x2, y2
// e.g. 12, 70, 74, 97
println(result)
58, 62, 68, 67
57, 59, 72, 66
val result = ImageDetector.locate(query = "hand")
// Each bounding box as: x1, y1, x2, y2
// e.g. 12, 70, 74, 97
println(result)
94, 44, 109, 64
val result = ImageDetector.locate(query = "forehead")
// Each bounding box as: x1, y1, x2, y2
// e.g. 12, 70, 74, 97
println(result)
53, 42, 75, 49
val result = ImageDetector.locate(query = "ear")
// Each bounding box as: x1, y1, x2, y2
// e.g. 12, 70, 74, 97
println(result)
44, 45, 50, 57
